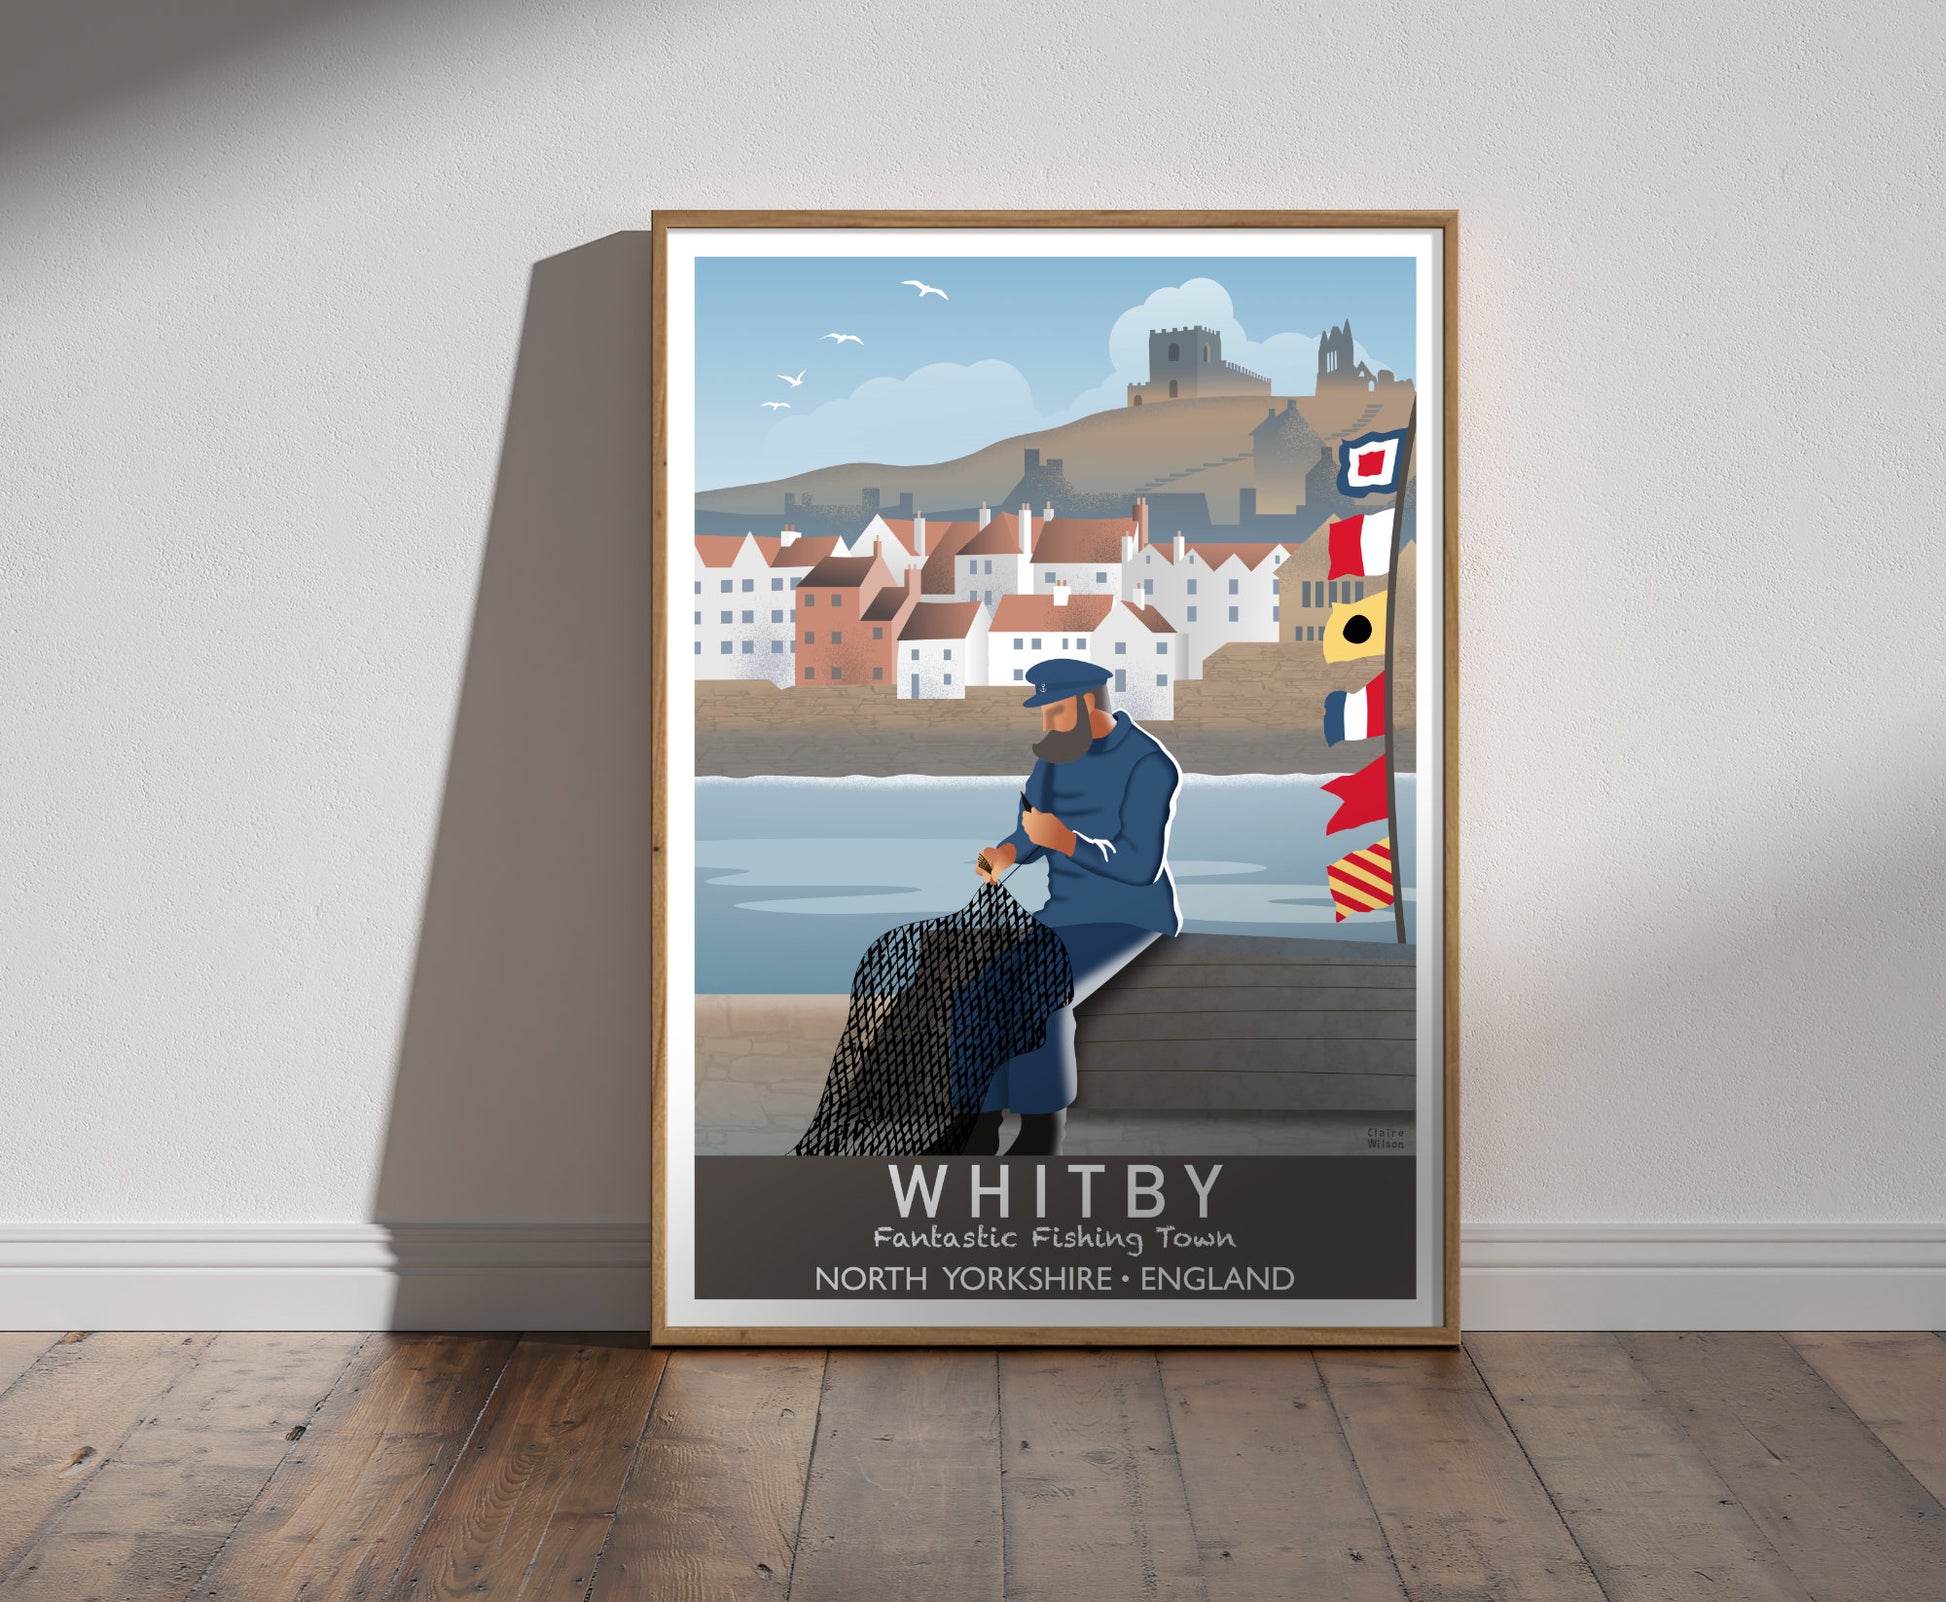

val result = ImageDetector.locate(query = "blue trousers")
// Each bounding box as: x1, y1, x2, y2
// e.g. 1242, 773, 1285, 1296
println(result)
958, 922, 1158, 1115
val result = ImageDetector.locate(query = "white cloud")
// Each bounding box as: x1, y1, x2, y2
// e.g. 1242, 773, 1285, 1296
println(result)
757, 359, 1051, 478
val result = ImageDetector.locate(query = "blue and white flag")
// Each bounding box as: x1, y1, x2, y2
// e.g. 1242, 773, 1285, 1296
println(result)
1336, 429, 1410, 498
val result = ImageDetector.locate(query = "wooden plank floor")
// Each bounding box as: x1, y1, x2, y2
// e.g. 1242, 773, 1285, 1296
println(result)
0, 1331, 1940, 1599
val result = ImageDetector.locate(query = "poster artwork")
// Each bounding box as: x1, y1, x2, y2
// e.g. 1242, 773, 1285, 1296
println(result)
657, 215, 1455, 1343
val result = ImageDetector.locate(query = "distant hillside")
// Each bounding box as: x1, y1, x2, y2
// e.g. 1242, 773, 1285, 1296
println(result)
696, 385, 1413, 526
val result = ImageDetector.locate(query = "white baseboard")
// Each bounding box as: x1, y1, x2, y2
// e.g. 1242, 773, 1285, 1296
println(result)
1, 1223, 1940, 1332
0, 1225, 652, 1331
1462, 1224, 1946, 1330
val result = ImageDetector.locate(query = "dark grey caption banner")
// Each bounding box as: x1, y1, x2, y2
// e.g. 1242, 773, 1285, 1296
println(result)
695, 1155, 1415, 1300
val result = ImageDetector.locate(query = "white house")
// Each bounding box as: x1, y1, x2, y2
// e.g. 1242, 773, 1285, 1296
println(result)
1124, 531, 1295, 676
949, 505, 1036, 611
895, 600, 990, 699
844, 512, 930, 580
1029, 498, 1150, 599
1093, 600, 1184, 721
692, 528, 837, 684
985, 588, 1115, 687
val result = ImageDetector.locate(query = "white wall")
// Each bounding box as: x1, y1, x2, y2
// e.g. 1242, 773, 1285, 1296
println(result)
2, 0, 1941, 1328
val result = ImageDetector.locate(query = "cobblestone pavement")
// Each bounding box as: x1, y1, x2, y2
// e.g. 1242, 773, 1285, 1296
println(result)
694, 996, 1416, 1157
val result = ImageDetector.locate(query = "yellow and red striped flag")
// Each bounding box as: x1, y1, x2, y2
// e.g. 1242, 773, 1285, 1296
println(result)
1327, 837, 1395, 922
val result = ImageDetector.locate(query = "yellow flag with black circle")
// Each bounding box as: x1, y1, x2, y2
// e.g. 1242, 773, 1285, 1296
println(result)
1322, 589, 1387, 662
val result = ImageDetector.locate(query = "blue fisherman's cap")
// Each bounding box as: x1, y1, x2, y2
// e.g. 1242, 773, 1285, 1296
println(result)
1021, 656, 1111, 709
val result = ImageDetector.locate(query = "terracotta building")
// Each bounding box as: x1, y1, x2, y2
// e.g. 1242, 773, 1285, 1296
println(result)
795, 549, 920, 687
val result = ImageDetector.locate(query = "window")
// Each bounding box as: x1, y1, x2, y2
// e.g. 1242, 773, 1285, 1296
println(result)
944, 648, 953, 661
1013, 638, 1024, 649
873, 666, 883, 681
1272, 606, 1280, 621
983, 559, 992, 574
1156, 673, 1168, 687
772, 577, 783, 591
1272, 578, 1281, 594
720, 580, 732, 593
804, 593, 814, 606
741, 640, 753, 654
872, 626, 883, 640
1187, 579, 1198, 594
804, 631, 814, 643
1202, 343, 1209, 361
771, 610, 783, 623
1031, 637, 1041, 649
741, 610, 753, 623
1301, 581, 1311, 607
741, 578, 753, 592
1095, 571, 1107, 583
967, 591, 977, 601
771, 640, 784, 654
789, 576, 800, 588
829, 593, 841, 606
719, 641, 732, 654
1355, 581, 1365, 600
831, 666, 842, 679
1168, 342, 1180, 362
694, 641, 701, 654
1328, 582, 1339, 603
1168, 379, 1178, 398
1013, 668, 1024, 680
1143, 579, 1153, 596
984, 590, 993, 605
693, 581, 701, 595
1114, 641, 1126, 655
910, 648, 919, 661
693, 611, 701, 624
1228, 578, 1239, 594
831, 631, 842, 645
804, 666, 814, 679
1044, 571, 1055, 583
1156, 642, 1168, 655
720, 610, 732, 623
1228, 606, 1239, 622
1060, 638, 1069, 650
1186, 606, 1197, 622
944, 674, 953, 686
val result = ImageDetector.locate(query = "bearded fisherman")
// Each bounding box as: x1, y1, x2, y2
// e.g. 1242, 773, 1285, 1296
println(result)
966, 657, 1183, 1156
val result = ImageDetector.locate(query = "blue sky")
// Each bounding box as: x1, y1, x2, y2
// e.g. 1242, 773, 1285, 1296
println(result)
694, 256, 1416, 489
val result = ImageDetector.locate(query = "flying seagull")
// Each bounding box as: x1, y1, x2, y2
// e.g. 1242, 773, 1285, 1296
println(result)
821, 332, 863, 344
761, 400, 791, 410
777, 369, 806, 387
901, 280, 948, 300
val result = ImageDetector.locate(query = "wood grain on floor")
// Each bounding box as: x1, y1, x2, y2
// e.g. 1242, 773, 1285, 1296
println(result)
0, 1330, 1940, 1600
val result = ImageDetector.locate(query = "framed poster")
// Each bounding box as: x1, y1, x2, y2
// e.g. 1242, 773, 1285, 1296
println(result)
653, 211, 1458, 1344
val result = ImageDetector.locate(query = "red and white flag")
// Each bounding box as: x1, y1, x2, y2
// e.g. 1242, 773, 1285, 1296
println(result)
1326, 509, 1395, 579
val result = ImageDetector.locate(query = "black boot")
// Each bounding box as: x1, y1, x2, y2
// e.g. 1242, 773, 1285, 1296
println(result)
948, 1111, 1004, 1156
1007, 1110, 1066, 1156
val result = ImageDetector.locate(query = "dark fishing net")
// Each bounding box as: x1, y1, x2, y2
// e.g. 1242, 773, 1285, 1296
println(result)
792, 883, 1074, 1157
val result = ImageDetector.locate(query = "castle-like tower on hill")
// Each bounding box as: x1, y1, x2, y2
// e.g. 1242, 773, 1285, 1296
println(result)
1127, 326, 1271, 406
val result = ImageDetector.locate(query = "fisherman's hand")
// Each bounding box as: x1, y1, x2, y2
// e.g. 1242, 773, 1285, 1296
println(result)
1021, 807, 1077, 856
975, 842, 1017, 884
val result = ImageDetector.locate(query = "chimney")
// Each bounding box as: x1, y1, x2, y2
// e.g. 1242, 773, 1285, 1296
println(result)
1019, 504, 1033, 557
780, 524, 799, 548
1053, 580, 1069, 608
913, 510, 926, 557
1043, 500, 1055, 524
1173, 531, 1186, 563
978, 500, 991, 528
1133, 497, 1150, 547
1285, 398, 1296, 413
1120, 531, 1135, 563
906, 562, 922, 598
1267, 406, 1277, 421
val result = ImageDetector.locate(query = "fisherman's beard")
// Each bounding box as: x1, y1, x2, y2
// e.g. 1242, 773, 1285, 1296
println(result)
1032, 704, 1095, 765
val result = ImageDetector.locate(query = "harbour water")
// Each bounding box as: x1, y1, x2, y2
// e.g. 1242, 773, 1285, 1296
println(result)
696, 773, 1416, 993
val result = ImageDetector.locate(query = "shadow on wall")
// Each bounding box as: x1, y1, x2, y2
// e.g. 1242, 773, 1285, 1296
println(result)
374, 232, 653, 1329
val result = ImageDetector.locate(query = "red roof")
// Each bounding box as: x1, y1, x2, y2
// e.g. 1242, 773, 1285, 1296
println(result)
990, 593, 1116, 632
957, 512, 1029, 557
800, 553, 881, 587
1179, 541, 1288, 571
694, 533, 762, 568
1031, 517, 1139, 565
1122, 601, 1177, 635
766, 534, 840, 569
861, 586, 913, 622
920, 521, 983, 595
900, 600, 985, 641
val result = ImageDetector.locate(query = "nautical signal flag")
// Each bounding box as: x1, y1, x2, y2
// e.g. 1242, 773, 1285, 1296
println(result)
1323, 672, 1386, 746
1336, 428, 1409, 497
1322, 591, 1387, 662
1321, 754, 1388, 835
1326, 509, 1394, 578
1327, 837, 1395, 922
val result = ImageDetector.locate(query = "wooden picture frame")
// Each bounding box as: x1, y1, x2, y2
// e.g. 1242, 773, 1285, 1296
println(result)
653, 211, 1458, 1345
